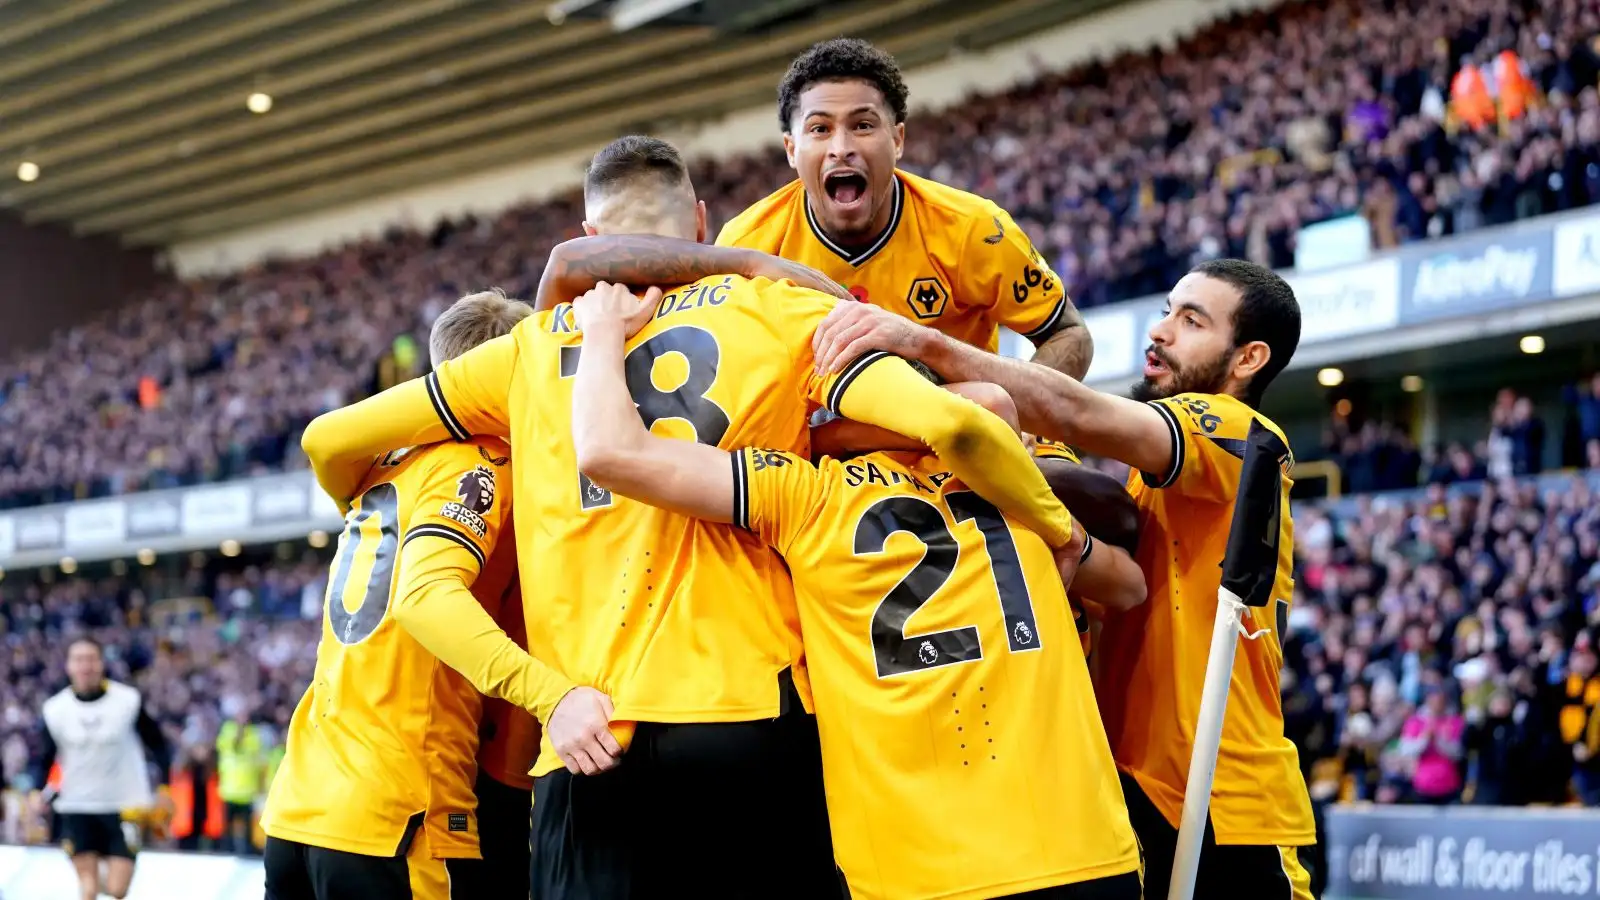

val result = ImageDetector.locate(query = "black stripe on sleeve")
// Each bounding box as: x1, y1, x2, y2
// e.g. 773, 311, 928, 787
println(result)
425, 372, 470, 442
731, 450, 751, 531
1021, 298, 1068, 342
1139, 400, 1186, 489
403, 523, 487, 572
826, 350, 895, 414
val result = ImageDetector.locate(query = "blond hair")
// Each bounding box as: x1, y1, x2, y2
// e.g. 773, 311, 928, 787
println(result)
430, 289, 532, 368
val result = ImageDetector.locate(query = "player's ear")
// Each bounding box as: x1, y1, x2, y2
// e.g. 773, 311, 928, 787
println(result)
782, 132, 798, 170
1232, 340, 1272, 383
582, 220, 598, 237
892, 122, 905, 162
695, 200, 707, 243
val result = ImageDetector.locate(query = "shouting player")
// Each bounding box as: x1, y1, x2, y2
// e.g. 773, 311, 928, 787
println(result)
298, 135, 1081, 899
810, 258, 1315, 900
263, 293, 582, 900
533, 39, 1090, 380
568, 280, 1143, 900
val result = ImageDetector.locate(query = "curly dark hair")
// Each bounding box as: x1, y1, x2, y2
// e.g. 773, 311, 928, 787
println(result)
777, 38, 909, 132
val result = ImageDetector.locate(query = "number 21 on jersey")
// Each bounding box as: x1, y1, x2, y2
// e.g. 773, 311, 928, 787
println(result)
854, 492, 1042, 678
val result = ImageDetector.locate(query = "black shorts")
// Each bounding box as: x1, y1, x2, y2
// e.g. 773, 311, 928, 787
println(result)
530, 675, 838, 900
457, 771, 532, 900
264, 835, 470, 900
1121, 772, 1316, 900
58, 812, 136, 860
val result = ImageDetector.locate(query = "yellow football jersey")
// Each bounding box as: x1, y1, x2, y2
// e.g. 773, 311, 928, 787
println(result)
717, 170, 1072, 352
1098, 392, 1314, 846
736, 447, 1141, 900
263, 438, 515, 859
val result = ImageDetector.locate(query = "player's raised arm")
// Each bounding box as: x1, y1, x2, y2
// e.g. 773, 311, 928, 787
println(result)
811, 300, 1176, 478
388, 443, 580, 727
302, 300, 521, 510
810, 337, 1078, 550
569, 283, 741, 523
535, 237, 850, 312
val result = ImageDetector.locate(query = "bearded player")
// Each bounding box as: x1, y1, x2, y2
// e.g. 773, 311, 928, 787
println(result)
811, 259, 1317, 900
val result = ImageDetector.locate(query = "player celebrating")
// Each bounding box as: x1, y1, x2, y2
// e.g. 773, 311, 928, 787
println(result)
568, 280, 1143, 900
298, 135, 1081, 899
810, 259, 1316, 900
263, 292, 584, 900
32, 638, 172, 900
532, 39, 1091, 379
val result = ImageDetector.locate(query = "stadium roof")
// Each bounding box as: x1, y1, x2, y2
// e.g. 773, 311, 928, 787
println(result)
0, 0, 1116, 248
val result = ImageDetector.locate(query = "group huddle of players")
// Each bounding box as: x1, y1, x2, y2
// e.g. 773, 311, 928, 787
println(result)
258, 38, 1317, 900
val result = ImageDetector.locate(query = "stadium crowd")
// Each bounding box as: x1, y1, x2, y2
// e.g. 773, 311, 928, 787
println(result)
2, 0, 1600, 510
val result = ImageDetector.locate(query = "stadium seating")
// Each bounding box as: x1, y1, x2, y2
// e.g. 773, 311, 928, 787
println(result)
2, 0, 1599, 510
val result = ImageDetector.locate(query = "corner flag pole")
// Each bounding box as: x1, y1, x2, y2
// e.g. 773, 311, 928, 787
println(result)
1167, 420, 1289, 900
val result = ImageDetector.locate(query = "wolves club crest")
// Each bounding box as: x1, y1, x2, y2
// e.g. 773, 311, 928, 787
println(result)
905, 277, 949, 320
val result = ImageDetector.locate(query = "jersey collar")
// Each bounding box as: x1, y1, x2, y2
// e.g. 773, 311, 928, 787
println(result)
804, 174, 904, 267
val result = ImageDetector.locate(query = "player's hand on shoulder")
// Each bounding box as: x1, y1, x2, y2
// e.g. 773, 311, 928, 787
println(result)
548, 686, 625, 776
573, 282, 660, 340
813, 300, 929, 374
744, 252, 850, 301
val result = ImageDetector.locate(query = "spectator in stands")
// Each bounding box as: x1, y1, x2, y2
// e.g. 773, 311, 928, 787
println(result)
215, 709, 266, 856
1464, 686, 1531, 805
1399, 684, 1467, 803
1505, 396, 1548, 476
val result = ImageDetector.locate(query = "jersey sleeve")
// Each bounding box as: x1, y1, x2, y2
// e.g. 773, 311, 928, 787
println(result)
401, 439, 510, 576
960, 205, 1073, 344
392, 443, 577, 723
301, 333, 517, 510
729, 448, 826, 556
426, 332, 518, 439
1142, 393, 1277, 504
